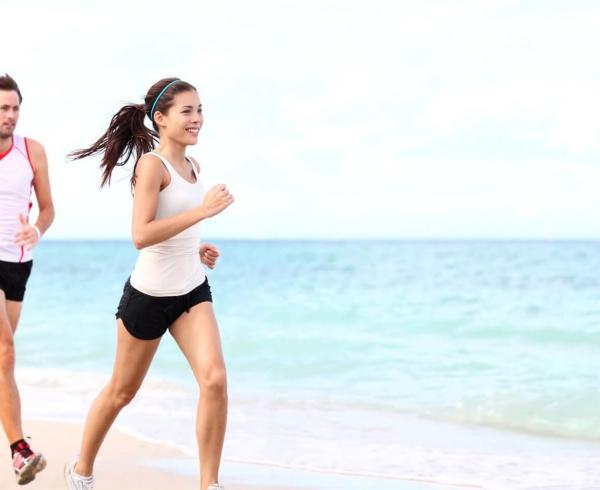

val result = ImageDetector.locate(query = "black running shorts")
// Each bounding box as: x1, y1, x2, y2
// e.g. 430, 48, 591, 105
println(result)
116, 278, 213, 340
0, 260, 33, 302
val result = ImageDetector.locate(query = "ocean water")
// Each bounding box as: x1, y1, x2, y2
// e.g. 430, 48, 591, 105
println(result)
14, 240, 600, 489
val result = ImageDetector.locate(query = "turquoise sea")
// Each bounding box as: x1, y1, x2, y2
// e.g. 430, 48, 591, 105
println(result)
14, 240, 600, 489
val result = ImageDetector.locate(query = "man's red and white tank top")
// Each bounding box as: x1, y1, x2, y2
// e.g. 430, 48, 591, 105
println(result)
0, 135, 35, 263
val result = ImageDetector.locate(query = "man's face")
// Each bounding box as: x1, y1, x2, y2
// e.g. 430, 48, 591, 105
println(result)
0, 90, 20, 139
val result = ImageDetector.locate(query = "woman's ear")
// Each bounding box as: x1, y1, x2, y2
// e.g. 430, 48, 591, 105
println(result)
154, 111, 166, 128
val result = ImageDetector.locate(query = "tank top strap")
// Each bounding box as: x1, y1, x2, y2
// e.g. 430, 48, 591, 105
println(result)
12, 135, 28, 160
148, 151, 175, 175
185, 156, 199, 179
149, 152, 198, 182
11, 135, 34, 174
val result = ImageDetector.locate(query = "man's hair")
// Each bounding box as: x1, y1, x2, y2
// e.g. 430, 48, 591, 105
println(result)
0, 74, 22, 103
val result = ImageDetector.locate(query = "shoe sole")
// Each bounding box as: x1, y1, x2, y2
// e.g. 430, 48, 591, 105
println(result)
16, 454, 42, 485
36, 455, 47, 474
63, 462, 73, 490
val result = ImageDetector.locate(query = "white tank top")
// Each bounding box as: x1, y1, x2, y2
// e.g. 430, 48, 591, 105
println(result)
130, 152, 206, 296
0, 135, 35, 263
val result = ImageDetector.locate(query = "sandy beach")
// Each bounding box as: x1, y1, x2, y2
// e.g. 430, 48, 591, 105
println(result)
0, 419, 454, 490
0, 420, 298, 490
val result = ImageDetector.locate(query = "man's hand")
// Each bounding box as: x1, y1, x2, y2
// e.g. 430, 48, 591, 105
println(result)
14, 214, 40, 250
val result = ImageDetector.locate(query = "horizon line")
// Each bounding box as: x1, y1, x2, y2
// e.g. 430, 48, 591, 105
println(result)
39, 237, 600, 242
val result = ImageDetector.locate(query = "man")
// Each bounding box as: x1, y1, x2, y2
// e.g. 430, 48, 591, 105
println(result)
0, 73, 54, 485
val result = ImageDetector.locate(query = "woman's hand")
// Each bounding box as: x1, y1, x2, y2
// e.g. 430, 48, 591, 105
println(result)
200, 184, 234, 218
200, 243, 220, 269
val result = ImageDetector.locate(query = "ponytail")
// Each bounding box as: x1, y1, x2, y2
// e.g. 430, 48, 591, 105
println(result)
69, 103, 157, 187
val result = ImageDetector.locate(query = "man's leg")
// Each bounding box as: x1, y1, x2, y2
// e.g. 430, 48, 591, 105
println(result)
0, 290, 23, 444
6, 299, 23, 334
0, 279, 47, 485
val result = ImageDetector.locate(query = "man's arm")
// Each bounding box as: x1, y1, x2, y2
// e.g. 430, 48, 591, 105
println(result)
28, 138, 54, 235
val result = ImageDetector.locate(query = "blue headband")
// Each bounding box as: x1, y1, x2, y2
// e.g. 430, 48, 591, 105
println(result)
149, 79, 180, 121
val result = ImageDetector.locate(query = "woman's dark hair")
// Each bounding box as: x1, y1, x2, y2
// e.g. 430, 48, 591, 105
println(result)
0, 74, 23, 103
69, 77, 197, 187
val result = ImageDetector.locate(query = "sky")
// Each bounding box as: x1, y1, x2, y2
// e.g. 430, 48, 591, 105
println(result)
3, 0, 600, 239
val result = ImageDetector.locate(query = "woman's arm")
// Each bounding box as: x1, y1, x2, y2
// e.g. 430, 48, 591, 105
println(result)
131, 154, 233, 249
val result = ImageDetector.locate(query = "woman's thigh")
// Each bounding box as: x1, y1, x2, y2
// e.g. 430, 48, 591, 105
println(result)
168, 302, 225, 382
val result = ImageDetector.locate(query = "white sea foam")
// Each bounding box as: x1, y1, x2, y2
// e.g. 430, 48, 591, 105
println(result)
16, 367, 600, 489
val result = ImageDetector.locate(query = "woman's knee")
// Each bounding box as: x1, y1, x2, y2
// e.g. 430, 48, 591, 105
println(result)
106, 383, 139, 409
201, 366, 227, 396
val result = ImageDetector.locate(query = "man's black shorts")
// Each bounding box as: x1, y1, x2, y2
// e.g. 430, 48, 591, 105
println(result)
0, 260, 33, 302
116, 278, 213, 340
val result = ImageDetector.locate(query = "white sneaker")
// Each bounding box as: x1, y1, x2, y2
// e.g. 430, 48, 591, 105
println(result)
64, 459, 95, 490
207, 484, 224, 490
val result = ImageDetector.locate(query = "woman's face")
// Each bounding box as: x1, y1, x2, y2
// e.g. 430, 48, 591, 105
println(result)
156, 90, 203, 146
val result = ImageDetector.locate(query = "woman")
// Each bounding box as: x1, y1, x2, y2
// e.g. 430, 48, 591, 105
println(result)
66, 78, 233, 490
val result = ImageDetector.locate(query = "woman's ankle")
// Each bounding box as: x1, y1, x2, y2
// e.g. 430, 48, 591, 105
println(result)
74, 460, 93, 477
